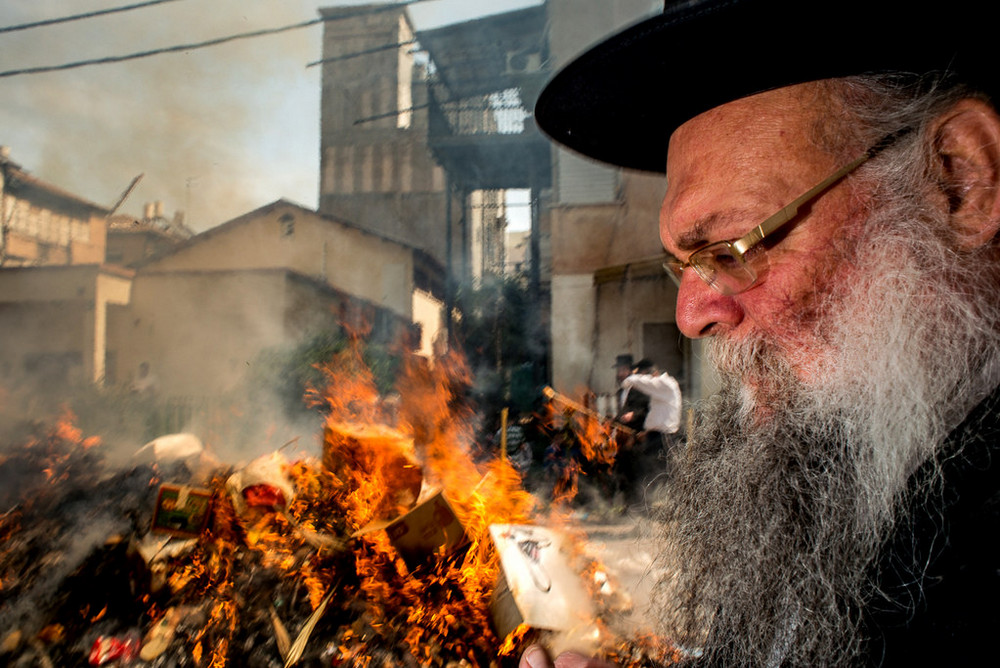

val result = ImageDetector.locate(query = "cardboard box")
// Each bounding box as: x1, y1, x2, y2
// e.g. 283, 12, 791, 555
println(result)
151, 484, 212, 537
384, 489, 467, 567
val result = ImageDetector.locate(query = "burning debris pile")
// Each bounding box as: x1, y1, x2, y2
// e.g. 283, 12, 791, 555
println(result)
1, 347, 679, 667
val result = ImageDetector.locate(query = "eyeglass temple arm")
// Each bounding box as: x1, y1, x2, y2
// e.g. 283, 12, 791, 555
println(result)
731, 127, 912, 256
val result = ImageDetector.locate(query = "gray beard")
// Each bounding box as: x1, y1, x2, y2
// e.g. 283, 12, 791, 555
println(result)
653, 207, 1000, 666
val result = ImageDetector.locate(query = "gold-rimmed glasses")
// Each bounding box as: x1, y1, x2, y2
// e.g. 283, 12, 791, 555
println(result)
663, 128, 911, 296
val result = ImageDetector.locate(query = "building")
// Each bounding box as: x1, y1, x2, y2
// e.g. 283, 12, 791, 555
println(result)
109, 200, 444, 396
313, 1, 705, 405
0, 159, 444, 410
105, 201, 194, 268
0, 147, 109, 267
542, 0, 705, 406
317, 4, 458, 270
318, 4, 549, 299
0, 264, 133, 403
0, 148, 132, 400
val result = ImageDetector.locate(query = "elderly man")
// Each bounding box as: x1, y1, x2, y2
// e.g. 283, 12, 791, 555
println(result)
521, 0, 1000, 666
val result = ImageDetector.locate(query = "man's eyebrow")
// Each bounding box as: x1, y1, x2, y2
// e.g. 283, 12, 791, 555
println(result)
672, 210, 751, 253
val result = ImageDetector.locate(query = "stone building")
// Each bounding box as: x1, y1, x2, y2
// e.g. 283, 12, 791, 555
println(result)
317, 4, 457, 269
0, 147, 109, 267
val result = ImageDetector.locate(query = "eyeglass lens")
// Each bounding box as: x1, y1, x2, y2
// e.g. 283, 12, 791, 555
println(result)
665, 242, 757, 296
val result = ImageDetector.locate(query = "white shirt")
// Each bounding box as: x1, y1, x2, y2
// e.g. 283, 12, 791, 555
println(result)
621, 372, 682, 434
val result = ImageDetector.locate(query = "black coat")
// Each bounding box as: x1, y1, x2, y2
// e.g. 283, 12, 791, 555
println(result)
615, 385, 650, 432
864, 387, 1000, 666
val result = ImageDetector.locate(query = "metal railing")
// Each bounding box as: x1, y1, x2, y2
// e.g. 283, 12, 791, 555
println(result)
428, 87, 531, 138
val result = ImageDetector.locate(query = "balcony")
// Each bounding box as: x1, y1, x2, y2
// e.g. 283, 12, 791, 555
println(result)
426, 85, 551, 190
416, 4, 552, 191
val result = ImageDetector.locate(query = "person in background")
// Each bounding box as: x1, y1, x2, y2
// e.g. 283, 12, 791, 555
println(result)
608, 355, 649, 505
130, 361, 159, 398
620, 358, 682, 503
612, 354, 649, 437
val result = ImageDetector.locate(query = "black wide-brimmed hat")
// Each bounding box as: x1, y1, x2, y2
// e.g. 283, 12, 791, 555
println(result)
613, 353, 634, 369
534, 0, 995, 173
634, 358, 655, 373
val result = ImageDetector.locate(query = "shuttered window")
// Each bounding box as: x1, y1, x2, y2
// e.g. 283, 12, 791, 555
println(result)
557, 149, 618, 205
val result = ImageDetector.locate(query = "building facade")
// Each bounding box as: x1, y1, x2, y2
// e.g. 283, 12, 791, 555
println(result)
114, 200, 443, 396
317, 4, 458, 271
0, 147, 109, 267
543, 0, 709, 407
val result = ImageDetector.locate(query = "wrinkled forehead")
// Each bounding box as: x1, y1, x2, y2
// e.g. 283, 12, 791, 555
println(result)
666, 83, 836, 189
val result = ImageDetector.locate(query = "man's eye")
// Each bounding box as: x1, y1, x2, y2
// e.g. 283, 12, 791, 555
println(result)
708, 249, 739, 268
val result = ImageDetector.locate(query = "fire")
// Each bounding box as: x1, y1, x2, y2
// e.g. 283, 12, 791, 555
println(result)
0, 342, 678, 666
498, 623, 531, 655
17, 408, 103, 484
308, 348, 540, 662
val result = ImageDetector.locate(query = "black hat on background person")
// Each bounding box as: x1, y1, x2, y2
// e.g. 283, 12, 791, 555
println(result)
634, 358, 655, 374
613, 353, 634, 369
534, 0, 995, 173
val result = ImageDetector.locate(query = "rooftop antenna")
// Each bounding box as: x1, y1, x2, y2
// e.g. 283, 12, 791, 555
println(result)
107, 173, 144, 216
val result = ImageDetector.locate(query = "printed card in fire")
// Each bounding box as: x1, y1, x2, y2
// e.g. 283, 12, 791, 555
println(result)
488, 524, 596, 641
151, 484, 213, 537
385, 489, 467, 567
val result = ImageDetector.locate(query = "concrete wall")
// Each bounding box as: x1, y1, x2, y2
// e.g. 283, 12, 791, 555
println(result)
549, 273, 596, 394
0, 265, 132, 403
593, 266, 680, 392
108, 269, 366, 397
144, 202, 415, 319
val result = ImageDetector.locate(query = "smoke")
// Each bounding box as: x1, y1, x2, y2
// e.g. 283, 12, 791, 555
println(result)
0, 0, 322, 231
0, 513, 127, 632
0, 0, 543, 231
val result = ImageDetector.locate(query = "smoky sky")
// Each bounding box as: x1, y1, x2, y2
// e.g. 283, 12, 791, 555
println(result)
0, 0, 541, 232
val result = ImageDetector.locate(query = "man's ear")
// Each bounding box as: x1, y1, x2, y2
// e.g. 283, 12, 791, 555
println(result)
931, 98, 1000, 250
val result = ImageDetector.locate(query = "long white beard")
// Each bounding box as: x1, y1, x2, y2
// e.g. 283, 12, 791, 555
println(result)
654, 201, 1000, 666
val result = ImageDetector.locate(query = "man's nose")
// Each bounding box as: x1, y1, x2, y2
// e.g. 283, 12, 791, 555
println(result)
674, 269, 744, 338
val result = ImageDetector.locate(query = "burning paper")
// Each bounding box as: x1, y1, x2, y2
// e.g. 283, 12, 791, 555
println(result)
225, 451, 296, 516
384, 488, 467, 567
323, 421, 423, 526
489, 523, 599, 653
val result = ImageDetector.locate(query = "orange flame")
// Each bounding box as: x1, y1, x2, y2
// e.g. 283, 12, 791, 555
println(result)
101, 339, 676, 665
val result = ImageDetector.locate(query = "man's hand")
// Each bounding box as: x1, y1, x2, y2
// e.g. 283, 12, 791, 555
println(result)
519, 644, 617, 668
